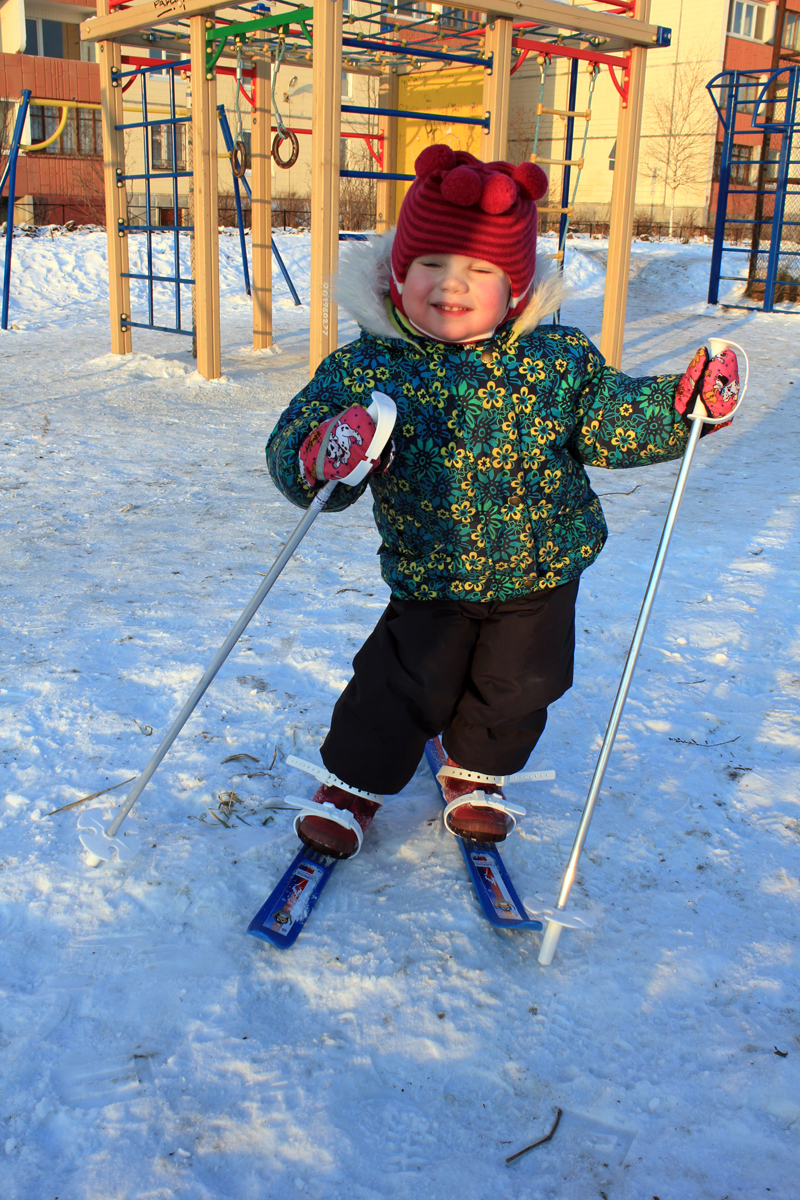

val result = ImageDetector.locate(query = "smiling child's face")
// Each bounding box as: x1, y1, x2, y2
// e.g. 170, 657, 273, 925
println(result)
401, 253, 512, 343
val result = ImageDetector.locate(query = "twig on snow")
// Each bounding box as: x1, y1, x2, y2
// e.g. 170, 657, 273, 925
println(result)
597, 484, 641, 498
46, 777, 137, 817
668, 735, 740, 748
505, 1108, 562, 1165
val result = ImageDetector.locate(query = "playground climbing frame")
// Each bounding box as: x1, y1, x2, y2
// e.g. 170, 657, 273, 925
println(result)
80, 0, 670, 378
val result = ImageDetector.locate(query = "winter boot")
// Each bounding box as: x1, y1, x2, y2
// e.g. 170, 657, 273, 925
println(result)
439, 757, 509, 842
296, 783, 381, 860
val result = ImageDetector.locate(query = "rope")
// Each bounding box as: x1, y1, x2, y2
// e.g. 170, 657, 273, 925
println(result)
556, 64, 599, 266
532, 55, 551, 158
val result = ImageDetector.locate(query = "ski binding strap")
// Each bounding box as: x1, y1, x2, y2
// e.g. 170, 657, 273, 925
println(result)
441, 790, 525, 837
285, 755, 383, 805
436, 764, 555, 787
283, 795, 365, 856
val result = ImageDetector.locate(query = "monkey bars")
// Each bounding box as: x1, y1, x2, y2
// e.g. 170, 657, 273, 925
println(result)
81, 0, 669, 376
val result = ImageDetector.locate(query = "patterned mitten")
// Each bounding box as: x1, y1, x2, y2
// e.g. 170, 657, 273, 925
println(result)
299, 404, 377, 486
675, 346, 739, 435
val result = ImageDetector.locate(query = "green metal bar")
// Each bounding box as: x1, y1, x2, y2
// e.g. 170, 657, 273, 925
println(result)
205, 6, 314, 44
206, 34, 229, 73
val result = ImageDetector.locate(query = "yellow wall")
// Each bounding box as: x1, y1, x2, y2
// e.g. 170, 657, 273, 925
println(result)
394, 66, 484, 220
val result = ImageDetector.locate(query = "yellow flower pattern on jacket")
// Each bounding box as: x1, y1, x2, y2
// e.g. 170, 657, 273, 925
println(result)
265, 318, 688, 602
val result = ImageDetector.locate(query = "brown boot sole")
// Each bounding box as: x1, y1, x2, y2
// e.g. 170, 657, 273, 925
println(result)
298, 815, 359, 860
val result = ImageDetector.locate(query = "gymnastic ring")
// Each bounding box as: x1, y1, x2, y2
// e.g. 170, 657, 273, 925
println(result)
272, 129, 299, 169
231, 139, 248, 179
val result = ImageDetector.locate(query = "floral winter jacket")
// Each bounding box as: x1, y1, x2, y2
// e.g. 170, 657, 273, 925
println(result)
265, 234, 689, 603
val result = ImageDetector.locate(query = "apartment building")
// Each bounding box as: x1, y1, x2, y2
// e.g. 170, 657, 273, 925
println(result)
511, 0, 800, 230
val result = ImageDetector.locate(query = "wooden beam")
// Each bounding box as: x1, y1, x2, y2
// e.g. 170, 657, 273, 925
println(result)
82, 0, 221, 44
481, 17, 512, 161
599, 0, 650, 370
81, 0, 666, 53
309, 0, 342, 375
252, 56, 272, 350
376, 69, 398, 233
443, 0, 664, 50
190, 14, 221, 380
97, 17, 131, 354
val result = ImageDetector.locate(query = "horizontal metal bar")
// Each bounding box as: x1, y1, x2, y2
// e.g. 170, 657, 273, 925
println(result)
113, 59, 190, 79
121, 272, 195, 284
340, 170, 415, 181
116, 116, 191, 131
341, 35, 489, 69
341, 103, 489, 129
118, 223, 195, 233
206, 6, 313, 42
119, 171, 193, 181
122, 319, 195, 335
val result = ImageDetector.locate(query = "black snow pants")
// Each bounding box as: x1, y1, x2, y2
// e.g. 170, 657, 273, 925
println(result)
320, 578, 579, 795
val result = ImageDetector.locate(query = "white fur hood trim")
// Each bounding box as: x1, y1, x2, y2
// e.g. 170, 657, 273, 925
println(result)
335, 228, 570, 343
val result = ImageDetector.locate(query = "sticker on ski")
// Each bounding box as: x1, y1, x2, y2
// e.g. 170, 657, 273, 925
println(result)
247, 847, 337, 949
425, 737, 543, 933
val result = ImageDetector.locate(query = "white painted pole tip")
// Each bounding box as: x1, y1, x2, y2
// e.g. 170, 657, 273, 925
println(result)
538, 920, 563, 966
84, 851, 103, 868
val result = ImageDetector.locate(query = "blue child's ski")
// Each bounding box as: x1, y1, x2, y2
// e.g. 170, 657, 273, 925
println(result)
424, 737, 543, 933
247, 846, 337, 949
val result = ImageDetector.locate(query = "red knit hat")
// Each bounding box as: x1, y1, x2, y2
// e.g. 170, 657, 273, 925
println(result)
390, 146, 549, 324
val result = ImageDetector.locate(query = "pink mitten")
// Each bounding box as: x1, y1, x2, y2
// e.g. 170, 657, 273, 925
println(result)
675, 346, 740, 435
299, 404, 377, 486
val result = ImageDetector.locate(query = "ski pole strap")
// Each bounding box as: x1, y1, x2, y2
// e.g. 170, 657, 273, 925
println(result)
436, 764, 555, 787
285, 756, 383, 805
284, 795, 365, 856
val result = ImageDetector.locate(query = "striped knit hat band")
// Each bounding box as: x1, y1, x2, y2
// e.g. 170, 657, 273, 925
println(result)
390, 146, 549, 324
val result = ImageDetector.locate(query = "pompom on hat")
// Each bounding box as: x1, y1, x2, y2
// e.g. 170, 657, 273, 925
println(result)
390, 146, 549, 324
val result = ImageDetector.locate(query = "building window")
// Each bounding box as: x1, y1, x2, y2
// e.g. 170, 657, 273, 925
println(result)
784, 10, 800, 50
25, 17, 64, 57
608, 140, 616, 171
29, 106, 102, 156
151, 123, 187, 171
713, 142, 757, 183
727, 1, 771, 42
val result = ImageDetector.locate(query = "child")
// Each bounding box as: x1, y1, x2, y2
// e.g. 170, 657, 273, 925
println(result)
265, 146, 739, 860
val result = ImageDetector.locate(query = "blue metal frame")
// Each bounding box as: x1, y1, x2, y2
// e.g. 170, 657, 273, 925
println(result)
707, 66, 800, 313
1, 90, 31, 332
217, 105, 251, 298
113, 60, 193, 335
216, 105, 303, 308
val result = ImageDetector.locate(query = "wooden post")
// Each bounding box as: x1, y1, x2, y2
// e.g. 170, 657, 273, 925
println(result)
252, 55, 272, 349
481, 17, 512, 162
376, 67, 398, 232
97, 0, 131, 355
599, 0, 650, 370
190, 14, 221, 380
309, 0, 342, 375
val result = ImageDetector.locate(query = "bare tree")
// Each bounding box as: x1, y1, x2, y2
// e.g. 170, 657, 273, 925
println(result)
642, 55, 716, 238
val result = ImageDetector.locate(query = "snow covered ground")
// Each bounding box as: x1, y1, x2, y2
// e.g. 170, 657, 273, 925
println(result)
1, 227, 799, 1199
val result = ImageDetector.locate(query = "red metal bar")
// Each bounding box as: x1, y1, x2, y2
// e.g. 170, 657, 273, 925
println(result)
510, 47, 529, 76
120, 55, 255, 79
511, 35, 628, 70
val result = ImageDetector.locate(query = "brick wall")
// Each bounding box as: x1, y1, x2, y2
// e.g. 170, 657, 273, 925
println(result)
1, 54, 103, 223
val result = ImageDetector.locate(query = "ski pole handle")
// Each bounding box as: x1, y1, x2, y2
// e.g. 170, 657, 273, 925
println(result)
104, 479, 338, 841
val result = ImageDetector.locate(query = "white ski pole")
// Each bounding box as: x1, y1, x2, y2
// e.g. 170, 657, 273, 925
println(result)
536, 340, 749, 965
78, 393, 397, 867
